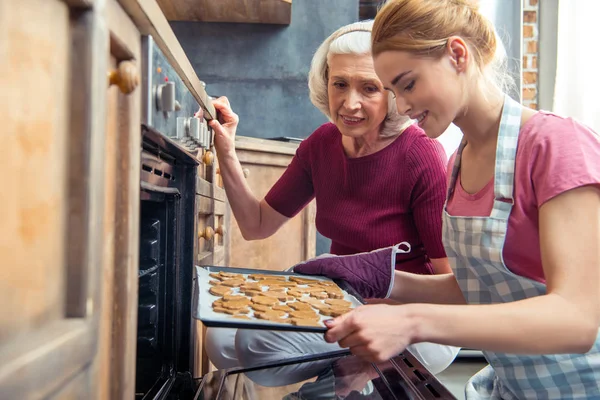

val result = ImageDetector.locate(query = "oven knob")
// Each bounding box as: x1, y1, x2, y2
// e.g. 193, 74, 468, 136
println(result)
176, 117, 189, 140
242, 168, 250, 179
189, 117, 201, 143
156, 81, 175, 112
199, 226, 214, 241
202, 151, 214, 166
215, 225, 225, 236
199, 123, 208, 149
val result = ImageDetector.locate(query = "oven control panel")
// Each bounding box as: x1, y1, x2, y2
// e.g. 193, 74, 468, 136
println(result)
141, 36, 213, 153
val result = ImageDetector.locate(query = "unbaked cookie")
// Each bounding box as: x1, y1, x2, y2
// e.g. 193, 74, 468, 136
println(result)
209, 285, 232, 297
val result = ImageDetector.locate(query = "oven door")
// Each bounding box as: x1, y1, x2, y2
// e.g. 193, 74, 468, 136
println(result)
137, 126, 200, 400
195, 350, 457, 400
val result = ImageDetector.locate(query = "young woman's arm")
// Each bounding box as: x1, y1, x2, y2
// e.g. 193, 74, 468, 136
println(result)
326, 186, 600, 362
388, 270, 465, 305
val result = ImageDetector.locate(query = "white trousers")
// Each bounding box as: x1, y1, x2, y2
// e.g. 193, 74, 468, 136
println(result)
205, 327, 460, 384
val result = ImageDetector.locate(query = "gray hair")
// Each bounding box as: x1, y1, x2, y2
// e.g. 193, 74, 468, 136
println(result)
308, 20, 412, 138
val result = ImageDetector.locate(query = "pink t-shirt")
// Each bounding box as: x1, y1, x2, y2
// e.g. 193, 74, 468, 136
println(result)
446, 112, 600, 283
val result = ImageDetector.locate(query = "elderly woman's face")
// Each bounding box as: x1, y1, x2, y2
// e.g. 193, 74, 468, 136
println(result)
327, 53, 388, 139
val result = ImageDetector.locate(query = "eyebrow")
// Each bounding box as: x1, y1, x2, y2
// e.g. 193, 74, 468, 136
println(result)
391, 70, 412, 86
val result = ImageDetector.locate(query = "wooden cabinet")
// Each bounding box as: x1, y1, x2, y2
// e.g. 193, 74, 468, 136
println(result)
156, 0, 293, 25
194, 149, 229, 376
0, 0, 117, 397
101, 0, 142, 398
224, 136, 317, 272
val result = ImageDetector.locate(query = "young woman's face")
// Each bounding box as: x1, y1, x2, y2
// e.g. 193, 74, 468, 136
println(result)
327, 53, 389, 139
373, 49, 464, 138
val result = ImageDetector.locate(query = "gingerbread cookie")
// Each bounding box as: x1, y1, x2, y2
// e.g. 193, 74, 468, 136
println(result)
324, 299, 352, 308
219, 271, 242, 278
222, 300, 251, 310
223, 294, 249, 302
214, 306, 248, 315
250, 303, 271, 312
261, 280, 297, 287
209, 272, 226, 280
289, 276, 320, 284
309, 292, 328, 300
251, 295, 279, 306
290, 318, 322, 327
272, 304, 293, 313
221, 279, 245, 288
320, 307, 350, 317
288, 310, 319, 320
263, 291, 294, 302
255, 310, 287, 321
288, 302, 313, 311
209, 285, 232, 297
248, 274, 287, 281
287, 289, 305, 298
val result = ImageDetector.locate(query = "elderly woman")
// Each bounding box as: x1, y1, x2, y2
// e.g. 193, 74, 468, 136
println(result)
204, 20, 460, 378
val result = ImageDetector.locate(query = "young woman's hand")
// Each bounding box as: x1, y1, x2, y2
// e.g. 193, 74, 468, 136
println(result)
204, 96, 239, 157
324, 304, 415, 363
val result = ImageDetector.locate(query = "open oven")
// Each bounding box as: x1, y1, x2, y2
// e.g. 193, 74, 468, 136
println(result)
137, 126, 199, 399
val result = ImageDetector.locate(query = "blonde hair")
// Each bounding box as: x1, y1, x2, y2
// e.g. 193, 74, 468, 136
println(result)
308, 20, 412, 138
372, 0, 514, 96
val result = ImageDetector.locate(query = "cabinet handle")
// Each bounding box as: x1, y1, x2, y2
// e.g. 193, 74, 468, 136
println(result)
202, 151, 214, 166
215, 225, 225, 236
108, 61, 139, 94
199, 226, 214, 241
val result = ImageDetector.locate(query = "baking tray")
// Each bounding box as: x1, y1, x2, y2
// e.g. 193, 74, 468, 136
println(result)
193, 265, 366, 333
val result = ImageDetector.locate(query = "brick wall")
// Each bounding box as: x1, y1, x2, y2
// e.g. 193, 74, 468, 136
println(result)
523, 0, 539, 109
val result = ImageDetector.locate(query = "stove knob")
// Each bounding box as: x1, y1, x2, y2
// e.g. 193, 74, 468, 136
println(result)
156, 81, 175, 112
202, 151, 214, 166
189, 117, 201, 143
199, 123, 208, 149
215, 225, 225, 236
108, 61, 139, 94
176, 117, 189, 140
242, 168, 250, 179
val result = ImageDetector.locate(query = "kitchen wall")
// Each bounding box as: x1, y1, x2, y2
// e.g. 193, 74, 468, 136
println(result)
522, 0, 540, 109
171, 0, 358, 141
172, 1, 358, 256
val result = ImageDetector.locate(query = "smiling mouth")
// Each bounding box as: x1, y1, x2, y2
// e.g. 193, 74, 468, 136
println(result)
415, 111, 428, 125
340, 115, 365, 125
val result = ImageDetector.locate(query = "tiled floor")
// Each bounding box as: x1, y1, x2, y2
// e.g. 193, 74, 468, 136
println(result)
436, 356, 488, 400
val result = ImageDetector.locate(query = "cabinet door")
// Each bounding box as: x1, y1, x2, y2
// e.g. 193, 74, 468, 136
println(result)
98, 0, 142, 399
0, 0, 108, 398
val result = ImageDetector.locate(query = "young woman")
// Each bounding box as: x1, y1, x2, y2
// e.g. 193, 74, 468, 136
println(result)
296, 0, 600, 398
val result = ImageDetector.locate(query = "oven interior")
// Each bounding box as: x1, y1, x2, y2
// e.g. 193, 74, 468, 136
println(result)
135, 127, 198, 400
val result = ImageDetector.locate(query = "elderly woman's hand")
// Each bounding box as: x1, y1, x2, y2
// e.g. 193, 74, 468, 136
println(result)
205, 96, 239, 156
324, 304, 414, 364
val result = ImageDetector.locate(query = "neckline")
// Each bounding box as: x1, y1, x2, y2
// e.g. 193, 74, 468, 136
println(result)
338, 124, 415, 163
456, 172, 494, 201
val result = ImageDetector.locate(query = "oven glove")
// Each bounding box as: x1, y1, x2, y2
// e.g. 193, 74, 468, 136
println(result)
293, 242, 411, 299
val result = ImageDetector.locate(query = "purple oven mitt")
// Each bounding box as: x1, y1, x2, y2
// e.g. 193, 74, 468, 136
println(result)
293, 242, 411, 299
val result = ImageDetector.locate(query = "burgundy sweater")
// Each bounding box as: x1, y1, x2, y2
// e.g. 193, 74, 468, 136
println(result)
265, 123, 448, 274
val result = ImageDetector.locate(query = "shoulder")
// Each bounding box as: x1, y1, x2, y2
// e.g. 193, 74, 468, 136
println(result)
519, 111, 600, 153
402, 124, 447, 166
517, 111, 600, 206
294, 123, 340, 165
